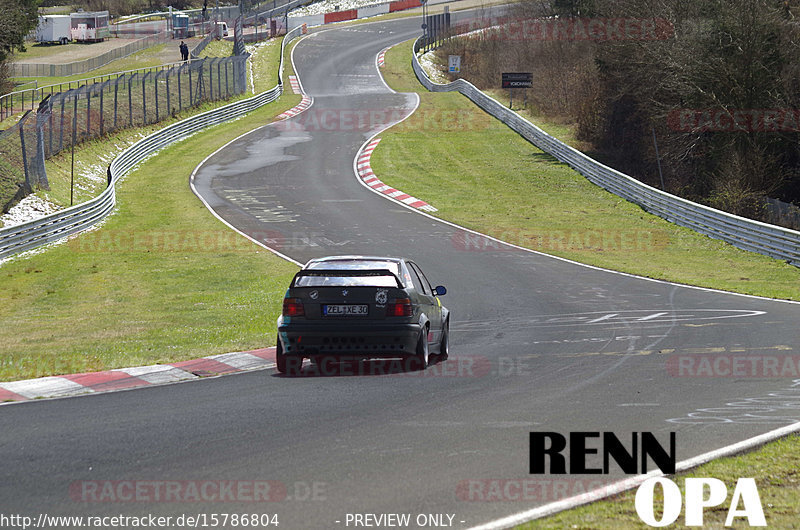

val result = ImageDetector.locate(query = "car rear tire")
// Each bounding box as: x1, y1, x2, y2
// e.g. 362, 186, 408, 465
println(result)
410, 328, 429, 371
438, 318, 449, 361
275, 336, 301, 375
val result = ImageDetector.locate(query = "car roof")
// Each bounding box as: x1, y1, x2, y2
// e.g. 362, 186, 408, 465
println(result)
302, 256, 406, 269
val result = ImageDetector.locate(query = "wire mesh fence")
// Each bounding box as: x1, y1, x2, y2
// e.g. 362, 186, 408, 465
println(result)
233, 17, 247, 57
0, 110, 46, 209
41, 55, 248, 159
1, 62, 205, 123
1, 54, 248, 212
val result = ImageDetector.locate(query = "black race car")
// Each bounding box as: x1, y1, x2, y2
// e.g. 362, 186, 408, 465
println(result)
275, 256, 449, 374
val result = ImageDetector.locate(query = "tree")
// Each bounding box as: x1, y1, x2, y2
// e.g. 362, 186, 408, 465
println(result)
582, 0, 800, 213
0, 0, 39, 63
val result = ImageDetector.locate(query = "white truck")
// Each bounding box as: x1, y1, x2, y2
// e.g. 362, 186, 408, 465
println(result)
36, 15, 72, 45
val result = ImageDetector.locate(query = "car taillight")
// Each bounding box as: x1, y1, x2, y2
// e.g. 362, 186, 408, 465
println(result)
283, 298, 305, 317
387, 298, 412, 317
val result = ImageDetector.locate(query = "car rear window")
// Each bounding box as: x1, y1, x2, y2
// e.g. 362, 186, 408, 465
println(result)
306, 260, 400, 275
294, 275, 399, 288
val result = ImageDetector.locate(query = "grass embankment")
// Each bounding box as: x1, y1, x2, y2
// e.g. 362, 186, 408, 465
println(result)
197, 39, 234, 58
0, 37, 301, 382
378, 40, 800, 528
375, 41, 800, 301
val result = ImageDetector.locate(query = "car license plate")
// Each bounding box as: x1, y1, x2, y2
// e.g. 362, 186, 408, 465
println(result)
323, 304, 369, 316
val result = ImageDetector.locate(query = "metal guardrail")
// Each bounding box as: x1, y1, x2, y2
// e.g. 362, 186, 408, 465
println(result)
411, 37, 800, 267
0, 24, 303, 262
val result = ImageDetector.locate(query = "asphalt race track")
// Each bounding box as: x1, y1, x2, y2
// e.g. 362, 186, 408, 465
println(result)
4, 14, 800, 530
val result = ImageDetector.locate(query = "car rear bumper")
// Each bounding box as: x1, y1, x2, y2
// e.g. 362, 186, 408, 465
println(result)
278, 322, 421, 358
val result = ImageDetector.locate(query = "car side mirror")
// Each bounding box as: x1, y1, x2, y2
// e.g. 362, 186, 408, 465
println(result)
434, 285, 447, 296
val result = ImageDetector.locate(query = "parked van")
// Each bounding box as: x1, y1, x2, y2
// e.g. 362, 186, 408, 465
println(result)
215, 21, 229, 38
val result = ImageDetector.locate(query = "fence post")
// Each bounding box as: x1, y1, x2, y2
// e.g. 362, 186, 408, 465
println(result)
177, 66, 182, 111
208, 58, 214, 100
35, 99, 50, 190
197, 59, 205, 102
114, 78, 119, 130
142, 72, 149, 125
86, 86, 91, 139
129, 73, 135, 127
19, 112, 30, 187
99, 82, 105, 136
166, 69, 171, 116
59, 96, 66, 152
154, 70, 160, 122
48, 100, 53, 156
241, 56, 247, 94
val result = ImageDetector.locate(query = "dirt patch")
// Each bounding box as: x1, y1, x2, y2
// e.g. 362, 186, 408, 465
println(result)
14, 36, 205, 71
18, 39, 141, 64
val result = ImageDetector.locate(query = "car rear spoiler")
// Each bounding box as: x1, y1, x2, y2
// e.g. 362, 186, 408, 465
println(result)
291, 269, 404, 289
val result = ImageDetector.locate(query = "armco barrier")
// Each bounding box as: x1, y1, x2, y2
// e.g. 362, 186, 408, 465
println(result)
389, 0, 422, 13
0, 25, 304, 262
287, 0, 426, 31
324, 9, 358, 24
411, 37, 800, 267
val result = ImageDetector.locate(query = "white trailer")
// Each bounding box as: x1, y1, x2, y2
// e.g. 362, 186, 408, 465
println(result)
70, 11, 110, 42
36, 15, 72, 45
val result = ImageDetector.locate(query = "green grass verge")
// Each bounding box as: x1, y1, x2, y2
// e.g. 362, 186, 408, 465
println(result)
374, 40, 800, 301
523, 434, 800, 528
247, 38, 283, 94
197, 39, 234, 58
0, 38, 302, 382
